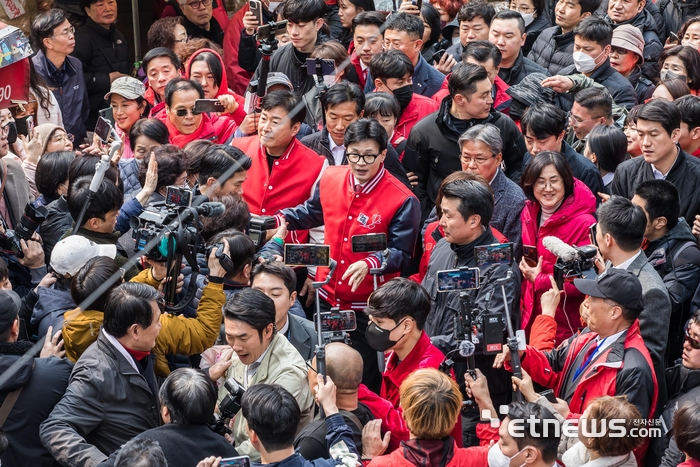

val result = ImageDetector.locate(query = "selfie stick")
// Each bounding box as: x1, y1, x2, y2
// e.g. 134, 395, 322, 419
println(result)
314, 259, 337, 382
255, 23, 282, 112
370, 249, 391, 372
495, 270, 523, 402
313, 58, 329, 127
72, 154, 112, 235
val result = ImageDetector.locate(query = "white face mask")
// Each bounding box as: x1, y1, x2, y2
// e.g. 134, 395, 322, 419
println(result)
268, 1, 281, 13
452, 36, 461, 45
488, 444, 529, 467
573, 50, 604, 73
521, 12, 535, 27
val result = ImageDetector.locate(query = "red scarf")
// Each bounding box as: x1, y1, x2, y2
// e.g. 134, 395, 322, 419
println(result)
162, 112, 217, 148
123, 345, 151, 362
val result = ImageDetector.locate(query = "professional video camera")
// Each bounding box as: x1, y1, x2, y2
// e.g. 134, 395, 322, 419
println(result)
248, 215, 276, 250
542, 236, 598, 289
209, 377, 246, 437
0, 203, 48, 258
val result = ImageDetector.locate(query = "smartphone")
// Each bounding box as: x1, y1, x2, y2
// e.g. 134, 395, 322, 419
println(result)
244, 80, 259, 114
436, 268, 480, 292
257, 20, 288, 40
306, 58, 336, 76
220, 456, 251, 467
539, 389, 558, 404
193, 99, 226, 114
315, 310, 357, 333
669, 31, 679, 44
351, 233, 387, 253
94, 116, 112, 143
475, 242, 514, 267
589, 223, 598, 248
98, 107, 114, 126
523, 245, 538, 267
25, 115, 34, 141
284, 244, 331, 267
249, 0, 262, 25
432, 48, 446, 63
165, 186, 193, 207
412, 0, 423, 11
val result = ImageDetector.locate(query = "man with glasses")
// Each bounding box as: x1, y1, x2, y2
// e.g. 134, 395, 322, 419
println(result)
520, 102, 605, 201
72, 0, 130, 130
566, 87, 615, 154
278, 118, 419, 394
31, 9, 90, 143
177, 0, 225, 45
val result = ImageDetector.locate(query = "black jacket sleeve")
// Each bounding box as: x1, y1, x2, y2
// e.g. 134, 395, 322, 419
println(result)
281, 184, 325, 231
239, 32, 262, 73
384, 145, 411, 190
71, 36, 111, 98
499, 117, 527, 184
403, 127, 433, 222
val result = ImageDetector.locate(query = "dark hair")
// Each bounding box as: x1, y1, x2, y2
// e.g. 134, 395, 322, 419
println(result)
114, 438, 167, 467
188, 51, 224, 90
436, 172, 495, 219
353, 10, 386, 29
36, 151, 75, 199
103, 283, 161, 338
585, 396, 643, 456
321, 81, 365, 116
574, 87, 613, 120
421, 3, 442, 47
586, 125, 627, 174
448, 62, 490, 98
344, 118, 388, 150
198, 144, 252, 186
441, 178, 494, 226
346, 0, 375, 13
206, 230, 256, 277
0, 257, 8, 282
147, 17, 184, 50
129, 118, 169, 152
492, 9, 526, 34
658, 78, 691, 100
68, 155, 120, 188
634, 180, 680, 231
31, 9, 68, 52
311, 41, 350, 71
261, 90, 306, 126
521, 151, 575, 202
282, 0, 326, 23
507, 402, 560, 464
462, 40, 503, 68
367, 278, 431, 329
159, 368, 217, 425
139, 145, 187, 194
201, 199, 251, 243
70, 256, 122, 312
67, 177, 123, 227
680, 16, 700, 41
364, 92, 401, 121
596, 196, 647, 251
222, 288, 277, 338
369, 49, 415, 82
675, 95, 700, 131
577, 0, 604, 15
251, 261, 298, 295
165, 78, 204, 108
241, 384, 300, 452
520, 103, 567, 139
660, 46, 700, 91
457, 1, 496, 24
674, 401, 700, 460
573, 16, 612, 47
143, 47, 182, 74
386, 12, 425, 40
184, 139, 214, 177
635, 98, 682, 136
624, 104, 642, 128
29, 60, 53, 119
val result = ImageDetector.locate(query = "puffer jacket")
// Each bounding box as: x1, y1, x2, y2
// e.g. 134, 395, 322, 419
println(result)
520, 179, 597, 344
498, 51, 551, 87
587, 59, 637, 110
524, 13, 552, 56
119, 158, 142, 200
527, 25, 576, 76
607, 10, 663, 81
30, 281, 75, 339
658, 0, 700, 45
598, 0, 667, 41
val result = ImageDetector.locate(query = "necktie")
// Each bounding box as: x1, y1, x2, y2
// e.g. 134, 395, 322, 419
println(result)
363, 68, 368, 84
355, 184, 362, 193
573, 338, 603, 380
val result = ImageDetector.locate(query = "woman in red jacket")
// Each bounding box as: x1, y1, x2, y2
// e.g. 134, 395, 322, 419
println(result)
519, 151, 596, 345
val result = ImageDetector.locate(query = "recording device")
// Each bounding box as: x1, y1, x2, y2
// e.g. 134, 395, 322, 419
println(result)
249, 0, 262, 24
523, 245, 538, 267
25, 115, 33, 141
351, 233, 387, 253
305, 58, 336, 77
220, 457, 251, 467
209, 377, 246, 437
248, 215, 276, 250
475, 243, 513, 267
369, 248, 391, 372
313, 259, 338, 382
165, 186, 192, 207
205, 242, 235, 274
98, 107, 114, 126
436, 267, 480, 292
542, 236, 598, 289
72, 154, 116, 235
318, 310, 356, 333
589, 224, 598, 248
256, 20, 288, 40
539, 389, 558, 404
284, 244, 331, 267
244, 80, 258, 114
0, 203, 48, 258
255, 20, 289, 112
193, 99, 226, 114
669, 31, 679, 43
94, 116, 112, 143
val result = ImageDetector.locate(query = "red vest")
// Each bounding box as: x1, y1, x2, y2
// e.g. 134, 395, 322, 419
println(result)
316, 165, 416, 308
234, 136, 326, 243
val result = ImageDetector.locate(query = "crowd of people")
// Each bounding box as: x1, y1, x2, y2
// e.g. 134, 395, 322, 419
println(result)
2, 0, 700, 466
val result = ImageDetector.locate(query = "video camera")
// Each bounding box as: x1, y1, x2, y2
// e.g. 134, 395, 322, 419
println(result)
0, 203, 48, 258
542, 236, 598, 289
209, 377, 246, 437
248, 215, 276, 250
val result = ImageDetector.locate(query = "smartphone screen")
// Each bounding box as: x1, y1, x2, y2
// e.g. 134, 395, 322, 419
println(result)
317, 310, 357, 333
220, 456, 251, 467
475, 243, 513, 267
436, 268, 480, 292
351, 233, 387, 253
306, 58, 336, 76
523, 245, 538, 267
193, 99, 226, 114
94, 116, 112, 143
284, 244, 331, 267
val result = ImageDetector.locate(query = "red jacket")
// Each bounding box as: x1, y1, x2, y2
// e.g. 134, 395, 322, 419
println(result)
520, 179, 596, 344
157, 110, 236, 148
233, 136, 326, 244
516, 320, 658, 463
358, 334, 464, 453
223, 5, 255, 95
432, 75, 512, 115
395, 94, 438, 140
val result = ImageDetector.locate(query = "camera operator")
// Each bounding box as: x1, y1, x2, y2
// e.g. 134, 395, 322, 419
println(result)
206, 288, 313, 462
0, 290, 70, 467
198, 145, 252, 199
98, 368, 239, 467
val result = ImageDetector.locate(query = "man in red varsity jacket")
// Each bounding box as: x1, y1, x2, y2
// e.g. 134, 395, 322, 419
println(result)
232, 90, 328, 244
277, 118, 420, 393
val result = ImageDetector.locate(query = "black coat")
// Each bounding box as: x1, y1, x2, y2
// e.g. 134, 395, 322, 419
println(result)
40, 196, 71, 265
527, 25, 576, 76
587, 59, 638, 110
607, 10, 663, 81
71, 18, 130, 129
403, 97, 527, 222
523, 13, 552, 57
628, 66, 655, 103
498, 51, 551, 87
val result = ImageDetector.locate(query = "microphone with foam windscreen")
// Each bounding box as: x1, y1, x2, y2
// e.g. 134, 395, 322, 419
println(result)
542, 236, 579, 262
458, 339, 475, 357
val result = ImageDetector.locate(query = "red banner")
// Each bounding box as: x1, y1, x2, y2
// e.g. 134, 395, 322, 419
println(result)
0, 58, 29, 110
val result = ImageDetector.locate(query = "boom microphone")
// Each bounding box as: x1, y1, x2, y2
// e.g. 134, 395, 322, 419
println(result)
458, 340, 475, 357
542, 236, 578, 262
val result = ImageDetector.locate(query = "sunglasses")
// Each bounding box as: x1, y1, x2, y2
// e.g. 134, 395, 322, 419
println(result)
685, 323, 700, 350
174, 107, 202, 118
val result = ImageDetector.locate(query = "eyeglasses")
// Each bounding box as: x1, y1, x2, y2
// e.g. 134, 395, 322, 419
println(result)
509, 4, 536, 13
568, 112, 597, 126
346, 153, 379, 164
51, 133, 74, 143
462, 155, 495, 165
185, 0, 211, 9
305, 359, 317, 374
173, 36, 190, 43
174, 107, 202, 117
685, 323, 700, 350
51, 26, 75, 38
535, 178, 563, 190
610, 46, 630, 56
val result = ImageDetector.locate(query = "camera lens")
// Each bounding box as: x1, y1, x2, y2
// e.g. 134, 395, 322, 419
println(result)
15, 204, 48, 240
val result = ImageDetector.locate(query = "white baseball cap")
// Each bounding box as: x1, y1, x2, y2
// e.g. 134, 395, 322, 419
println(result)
50, 236, 117, 277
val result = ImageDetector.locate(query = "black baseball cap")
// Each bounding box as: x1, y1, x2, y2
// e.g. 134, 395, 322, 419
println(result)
0, 290, 22, 334
573, 269, 644, 312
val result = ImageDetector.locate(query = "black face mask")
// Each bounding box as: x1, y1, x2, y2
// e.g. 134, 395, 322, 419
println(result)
392, 84, 414, 114
14, 116, 31, 138
5, 122, 17, 145
365, 319, 407, 352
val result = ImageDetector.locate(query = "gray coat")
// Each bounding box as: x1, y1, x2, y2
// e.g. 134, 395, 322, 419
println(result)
40, 332, 160, 467
490, 169, 527, 261
288, 313, 318, 361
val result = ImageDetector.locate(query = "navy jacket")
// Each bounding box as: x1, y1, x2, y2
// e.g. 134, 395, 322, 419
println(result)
366, 55, 445, 98
587, 59, 637, 110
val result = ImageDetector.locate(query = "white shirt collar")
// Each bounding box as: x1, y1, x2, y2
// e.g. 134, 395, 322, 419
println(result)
279, 315, 290, 336
245, 340, 272, 386
329, 135, 345, 166
612, 249, 643, 271
488, 168, 500, 185
651, 148, 680, 180
360, 60, 369, 72
595, 328, 628, 354
102, 328, 139, 372
602, 172, 614, 185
